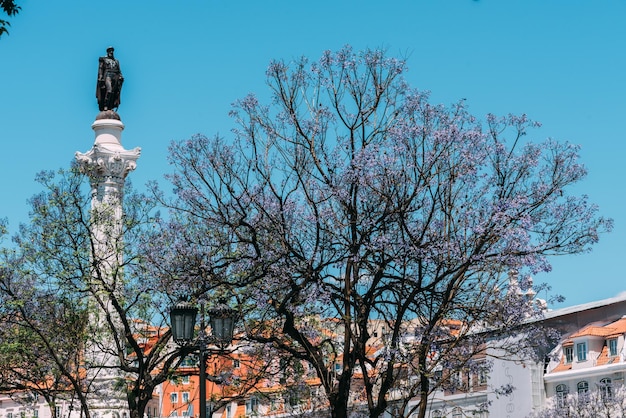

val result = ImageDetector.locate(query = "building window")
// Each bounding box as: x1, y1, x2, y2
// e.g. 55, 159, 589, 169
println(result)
451, 407, 463, 418
577, 381, 589, 403
450, 371, 462, 391
600, 378, 613, 400
182, 392, 189, 404
576, 342, 587, 361
609, 339, 618, 357
433, 369, 442, 383
233, 359, 240, 368
170, 393, 178, 404
556, 384, 569, 408
564, 346, 573, 363
181, 356, 196, 367
477, 368, 487, 385
431, 411, 443, 418
246, 397, 259, 414
471, 361, 487, 386
181, 375, 190, 384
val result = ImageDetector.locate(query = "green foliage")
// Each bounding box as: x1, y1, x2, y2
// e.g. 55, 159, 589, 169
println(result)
0, 259, 88, 402
0, 0, 20, 38
0, 166, 213, 418
0, 167, 109, 415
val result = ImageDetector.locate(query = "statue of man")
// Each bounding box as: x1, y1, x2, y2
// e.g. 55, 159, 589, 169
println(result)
96, 46, 124, 111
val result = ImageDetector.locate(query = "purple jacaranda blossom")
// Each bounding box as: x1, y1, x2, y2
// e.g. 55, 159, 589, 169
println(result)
149, 47, 612, 418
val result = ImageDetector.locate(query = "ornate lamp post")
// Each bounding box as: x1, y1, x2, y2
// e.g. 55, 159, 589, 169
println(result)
170, 300, 236, 418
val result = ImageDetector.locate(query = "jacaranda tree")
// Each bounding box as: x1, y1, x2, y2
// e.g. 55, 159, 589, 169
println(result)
148, 46, 611, 418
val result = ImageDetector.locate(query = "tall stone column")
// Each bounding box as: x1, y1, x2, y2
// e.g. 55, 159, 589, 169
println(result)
76, 113, 140, 272
75, 112, 141, 418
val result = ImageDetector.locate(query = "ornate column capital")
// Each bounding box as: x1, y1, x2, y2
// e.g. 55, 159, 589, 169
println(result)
75, 145, 141, 184
75, 116, 141, 184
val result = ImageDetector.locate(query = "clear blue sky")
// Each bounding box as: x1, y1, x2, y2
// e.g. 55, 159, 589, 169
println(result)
1, 1, 625, 308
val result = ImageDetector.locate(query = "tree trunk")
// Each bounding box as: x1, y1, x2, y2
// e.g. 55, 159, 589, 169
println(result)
128, 382, 152, 418
330, 397, 349, 418
329, 370, 354, 418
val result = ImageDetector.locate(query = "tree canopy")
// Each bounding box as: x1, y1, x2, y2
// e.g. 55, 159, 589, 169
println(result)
148, 46, 612, 418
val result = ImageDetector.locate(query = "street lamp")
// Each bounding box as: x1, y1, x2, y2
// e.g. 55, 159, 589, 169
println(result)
170, 299, 236, 418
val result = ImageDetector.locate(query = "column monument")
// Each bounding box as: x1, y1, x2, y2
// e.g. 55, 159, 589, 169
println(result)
74, 46, 140, 418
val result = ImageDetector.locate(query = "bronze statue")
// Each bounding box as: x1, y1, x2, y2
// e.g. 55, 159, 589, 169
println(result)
96, 46, 124, 111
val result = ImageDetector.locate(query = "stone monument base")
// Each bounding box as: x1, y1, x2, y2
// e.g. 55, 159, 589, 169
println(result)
96, 110, 121, 121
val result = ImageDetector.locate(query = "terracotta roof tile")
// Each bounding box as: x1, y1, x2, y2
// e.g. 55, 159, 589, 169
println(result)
569, 317, 626, 339
552, 362, 573, 373
607, 317, 626, 334
550, 355, 572, 373
596, 345, 610, 366
570, 326, 616, 338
